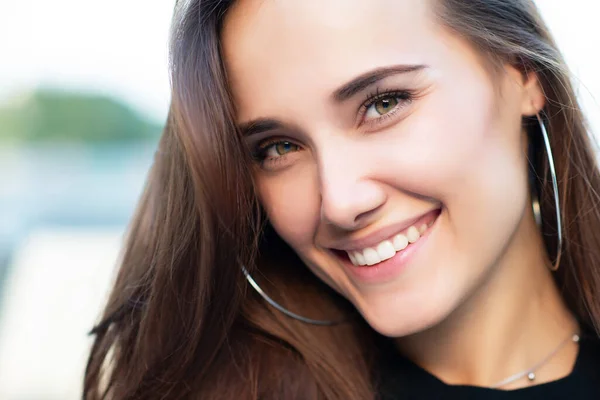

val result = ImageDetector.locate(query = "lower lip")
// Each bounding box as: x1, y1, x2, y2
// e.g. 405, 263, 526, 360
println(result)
339, 212, 440, 285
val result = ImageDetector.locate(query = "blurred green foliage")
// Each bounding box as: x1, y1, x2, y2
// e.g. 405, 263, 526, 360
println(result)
0, 89, 163, 143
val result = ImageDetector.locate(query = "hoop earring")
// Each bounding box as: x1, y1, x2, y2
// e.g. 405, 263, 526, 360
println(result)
531, 194, 542, 227
535, 113, 562, 271
241, 266, 340, 326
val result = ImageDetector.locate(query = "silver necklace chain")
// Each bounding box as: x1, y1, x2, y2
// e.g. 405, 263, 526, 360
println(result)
490, 333, 580, 389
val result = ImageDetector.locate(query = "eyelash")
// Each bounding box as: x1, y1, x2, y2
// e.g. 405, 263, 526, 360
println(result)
251, 137, 297, 166
252, 88, 414, 167
359, 88, 414, 128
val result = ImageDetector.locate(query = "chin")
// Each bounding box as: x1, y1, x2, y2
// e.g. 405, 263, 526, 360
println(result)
352, 290, 460, 338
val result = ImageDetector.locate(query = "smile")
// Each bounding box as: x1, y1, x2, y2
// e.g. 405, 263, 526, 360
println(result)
347, 221, 434, 266
330, 208, 441, 269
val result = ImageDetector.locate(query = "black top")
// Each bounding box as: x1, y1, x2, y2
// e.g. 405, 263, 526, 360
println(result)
378, 331, 600, 399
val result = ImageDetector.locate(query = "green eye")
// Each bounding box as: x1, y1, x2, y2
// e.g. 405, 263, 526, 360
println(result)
374, 96, 399, 115
252, 139, 303, 169
274, 141, 299, 156
363, 91, 413, 123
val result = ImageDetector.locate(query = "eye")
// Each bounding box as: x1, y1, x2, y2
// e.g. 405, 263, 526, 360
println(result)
367, 96, 399, 118
252, 139, 302, 165
361, 90, 413, 125
263, 141, 300, 158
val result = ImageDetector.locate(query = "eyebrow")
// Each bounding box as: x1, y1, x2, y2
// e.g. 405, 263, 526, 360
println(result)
238, 118, 284, 138
332, 64, 427, 102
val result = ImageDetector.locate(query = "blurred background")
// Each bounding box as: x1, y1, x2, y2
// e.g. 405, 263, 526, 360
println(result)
0, 1, 598, 399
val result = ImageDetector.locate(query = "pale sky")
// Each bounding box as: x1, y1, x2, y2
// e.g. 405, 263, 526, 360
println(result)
0, 0, 598, 132
0, 0, 175, 122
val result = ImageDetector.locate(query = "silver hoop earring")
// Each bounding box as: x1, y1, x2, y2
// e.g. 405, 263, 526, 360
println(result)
531, 194, 542, 227
535, 113, 562, 271
241, 266, 340, 326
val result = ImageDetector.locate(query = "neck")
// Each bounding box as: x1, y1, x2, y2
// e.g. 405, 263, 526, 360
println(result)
395, 212, 579, 389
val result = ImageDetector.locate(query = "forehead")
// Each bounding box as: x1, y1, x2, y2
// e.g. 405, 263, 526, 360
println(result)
221, 0, 440, 121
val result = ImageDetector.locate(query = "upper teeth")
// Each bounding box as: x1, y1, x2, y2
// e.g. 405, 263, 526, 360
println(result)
347, 223, 428, 266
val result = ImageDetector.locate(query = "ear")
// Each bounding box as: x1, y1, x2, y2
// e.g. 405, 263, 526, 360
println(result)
504, 64, 546, 116
519, 70, 546, 117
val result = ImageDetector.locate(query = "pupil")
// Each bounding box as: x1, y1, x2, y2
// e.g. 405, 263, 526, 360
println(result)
375, 96, 398, 115
276, 142, 292, 155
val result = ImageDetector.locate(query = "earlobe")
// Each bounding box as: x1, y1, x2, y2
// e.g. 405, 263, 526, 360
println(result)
521, 72, 546, 117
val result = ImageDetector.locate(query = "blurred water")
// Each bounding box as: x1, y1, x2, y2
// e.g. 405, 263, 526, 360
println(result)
0, 142, 157, 399
0, 142, 156, 287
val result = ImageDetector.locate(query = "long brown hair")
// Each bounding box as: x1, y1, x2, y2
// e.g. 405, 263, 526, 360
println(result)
84, 1, 600, 398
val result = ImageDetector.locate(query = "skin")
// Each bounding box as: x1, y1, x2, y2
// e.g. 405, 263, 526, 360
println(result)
222, 0, 578, 389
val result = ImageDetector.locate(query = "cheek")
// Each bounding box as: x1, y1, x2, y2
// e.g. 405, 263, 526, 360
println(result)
376, 86, 525, 205
256, 166, 320, 249
375, 74, 528, 274
428, 81, 528, 235
421, 94, 527, 250
355, 85, 529, 334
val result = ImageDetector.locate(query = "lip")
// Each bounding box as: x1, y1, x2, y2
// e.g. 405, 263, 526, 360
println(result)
335, 208, 441, 285
330, 208, 441, 252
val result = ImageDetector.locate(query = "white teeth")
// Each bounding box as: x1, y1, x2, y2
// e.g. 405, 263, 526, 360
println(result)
348, 252, 358, 265
406, 226, 420, 243
376, 241, 396, 261
344, 222, 430, 267
354, 251, 366, 266
392, 234, 409, 251
363, 248, 381, 266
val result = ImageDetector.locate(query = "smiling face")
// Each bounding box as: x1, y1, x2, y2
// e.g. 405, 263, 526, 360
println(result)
222, 0, 545, 336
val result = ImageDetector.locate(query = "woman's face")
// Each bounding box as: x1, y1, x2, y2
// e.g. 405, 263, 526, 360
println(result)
222, 0, 544, 336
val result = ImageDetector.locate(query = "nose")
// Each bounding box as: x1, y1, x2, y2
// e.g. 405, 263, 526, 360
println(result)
319, 148, 387, 231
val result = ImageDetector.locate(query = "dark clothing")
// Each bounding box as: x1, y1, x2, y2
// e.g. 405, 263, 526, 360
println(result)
378, 331, 600, 399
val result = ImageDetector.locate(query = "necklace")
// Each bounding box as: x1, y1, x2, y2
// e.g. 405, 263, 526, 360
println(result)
490, 332, 580, 389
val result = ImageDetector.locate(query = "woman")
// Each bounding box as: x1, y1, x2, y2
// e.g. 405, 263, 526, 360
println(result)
84, 0, 600, 398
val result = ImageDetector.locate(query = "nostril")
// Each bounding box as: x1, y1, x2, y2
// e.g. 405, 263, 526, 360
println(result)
354, 203, 384, 225
320, 181, 387, 231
